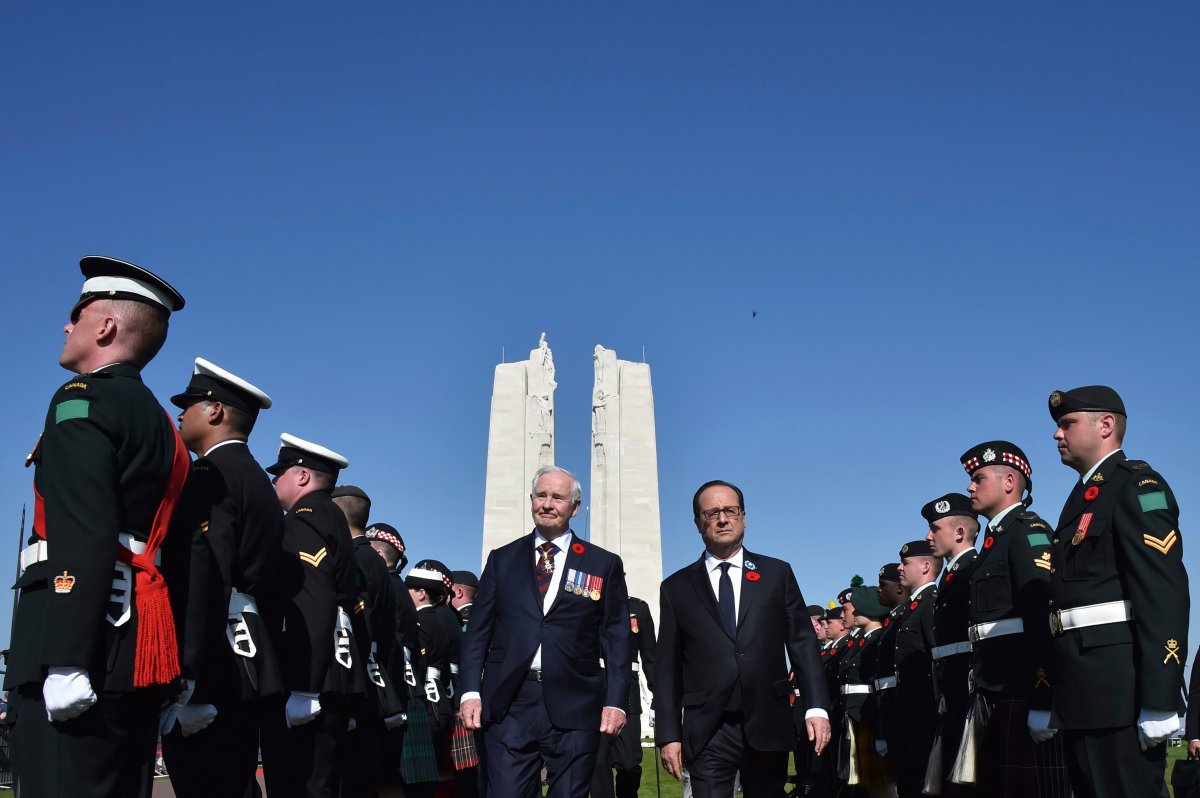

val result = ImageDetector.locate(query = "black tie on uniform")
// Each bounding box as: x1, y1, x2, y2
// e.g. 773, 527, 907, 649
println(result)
718, 562, 736, 634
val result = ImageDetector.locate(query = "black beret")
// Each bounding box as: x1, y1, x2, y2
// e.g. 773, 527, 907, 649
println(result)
899, 540, 934, 559
878, 563, 901, 583
450, 570, 478, 589
806, 604, 825, 617
837, 587, 854, 605
1048, 385, 1126, 422
921, 493, 977, 524
331, 485, 371, 502
960, 441, 1033, 495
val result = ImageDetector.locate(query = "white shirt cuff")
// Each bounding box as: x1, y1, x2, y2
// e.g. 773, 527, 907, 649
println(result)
604, 706, 627, 716
804, 708, 829, 720
460, 691, 481, 703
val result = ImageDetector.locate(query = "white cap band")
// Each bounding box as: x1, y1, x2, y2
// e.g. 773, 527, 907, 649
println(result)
81, 275, 175, 311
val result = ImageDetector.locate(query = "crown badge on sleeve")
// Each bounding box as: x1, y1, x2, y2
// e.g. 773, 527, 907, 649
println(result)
53, 571, 76, 594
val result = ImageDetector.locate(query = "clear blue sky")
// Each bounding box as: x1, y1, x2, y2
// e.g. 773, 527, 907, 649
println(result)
2, 3, 1197, 684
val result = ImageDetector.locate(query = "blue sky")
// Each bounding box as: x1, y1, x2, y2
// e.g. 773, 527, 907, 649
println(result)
2, 3, 1198, 682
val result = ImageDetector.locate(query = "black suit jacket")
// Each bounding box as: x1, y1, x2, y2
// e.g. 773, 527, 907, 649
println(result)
654, 550, 828, 760
459, 531, 631, 729
1187, 646, 1200, 741
1050, 452, 1189, 729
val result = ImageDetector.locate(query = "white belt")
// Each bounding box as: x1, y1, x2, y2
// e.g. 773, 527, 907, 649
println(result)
931, 641, 973, 660
873, 675, 896, 691
226, 590, 259, 658
968, 618, 1024, 643
1049, 600, 1133, 635
450, 663, 459, 676
840, 684, 872, 695
598, 660, 641, 672
19, 540, 47, 572
334, 606, 353, 669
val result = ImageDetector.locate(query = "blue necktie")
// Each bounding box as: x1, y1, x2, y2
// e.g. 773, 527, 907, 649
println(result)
718, 562, 736, 634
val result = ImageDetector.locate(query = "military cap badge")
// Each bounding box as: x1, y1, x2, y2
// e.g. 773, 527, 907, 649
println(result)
1049, 391, 1063, 408
983, 448, 997, 463
935, 500, 950, 514
54, 571, 76, 594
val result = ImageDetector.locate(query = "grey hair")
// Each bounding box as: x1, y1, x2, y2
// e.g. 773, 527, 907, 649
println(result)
530, 465, 582, 503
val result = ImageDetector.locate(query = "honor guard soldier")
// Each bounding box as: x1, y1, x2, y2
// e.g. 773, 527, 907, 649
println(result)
161, 358, 283, 798
591, 595, 656, 798
960, 440, 1069, 797
451, 571, 479, 630
845, 586, 893, 797
332, 485, 401, 798
892, 540, 940, 798
405, 559, 458, 798
872, 563, 908, 762
920, 493, 979, 796
1047, 387, 1189, 798
260, 434, 364, 798
7, 256, 186, 798
833, 586, 863, 786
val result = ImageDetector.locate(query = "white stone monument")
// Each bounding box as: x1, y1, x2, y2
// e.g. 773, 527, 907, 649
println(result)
480, 334, 557, 564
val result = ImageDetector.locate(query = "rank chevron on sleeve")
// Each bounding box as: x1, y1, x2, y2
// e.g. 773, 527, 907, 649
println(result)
299, 547, 328, 567
1142, 530, 1178, 555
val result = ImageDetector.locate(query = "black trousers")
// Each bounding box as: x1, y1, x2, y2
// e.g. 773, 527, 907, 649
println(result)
12, 687, 159, 798
686, 715, 789, 798
260, 692, 350, 798
162, 699, 262, 798
1063, 726, 1168, 798
590, 712, 643, 798
483, 679, 600, 798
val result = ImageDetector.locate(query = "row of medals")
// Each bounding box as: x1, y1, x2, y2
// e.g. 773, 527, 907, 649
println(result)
565, 581, 601, 601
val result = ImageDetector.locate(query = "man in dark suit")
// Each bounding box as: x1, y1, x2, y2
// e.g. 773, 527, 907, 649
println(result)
654, 479, 830, 798
459, 465, 631, 798
1188, 647, 1200, 757
892, 540, 939, 798
161, 357, 284, 798
921, 492, 978, 796
7, 256, 187, 798
1047, 386, 1189, 798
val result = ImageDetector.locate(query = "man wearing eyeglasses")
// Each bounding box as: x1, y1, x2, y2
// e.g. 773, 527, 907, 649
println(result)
458, 465, 631, 798
655, 480, 831, 798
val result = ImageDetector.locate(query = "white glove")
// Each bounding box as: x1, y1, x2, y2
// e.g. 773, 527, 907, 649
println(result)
384, 712, 407, 730
1136, 709, 1180, 751
178, 703, 218, 736
285, 691, 322, 728
44, 667, 97, 722
159, 678, 197, 735
875, 739, 888, 756
1027, 709, 1057, 743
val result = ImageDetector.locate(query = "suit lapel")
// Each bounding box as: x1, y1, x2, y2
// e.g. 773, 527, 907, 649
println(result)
736, 550, 759, 631
686, 555, 732, 640
545, 533, 585, 615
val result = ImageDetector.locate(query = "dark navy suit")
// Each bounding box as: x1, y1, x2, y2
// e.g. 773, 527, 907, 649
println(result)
459, 531, 631, 798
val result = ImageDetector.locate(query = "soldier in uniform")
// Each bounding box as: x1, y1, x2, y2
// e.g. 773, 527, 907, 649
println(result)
591, 595, 656, 798
872, 564, 908, 764
833, 586, 863, 787
331, 485, 401, 798
845, 585, 893, 797
161, 358, 283, 798
960, 440, 1069, 797
406, 559, 458, 798
7, 256, 186, 798
891, 540, 940, 798
260, 434, 362, 798
921, 493, 979, 796
1046, 387, 1189, 798
451, 571, 479, 630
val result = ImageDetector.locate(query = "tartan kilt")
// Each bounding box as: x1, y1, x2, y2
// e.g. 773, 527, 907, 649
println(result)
976, 692, 1071, 798
401, 700, 441, 784
450, 716, 480, 770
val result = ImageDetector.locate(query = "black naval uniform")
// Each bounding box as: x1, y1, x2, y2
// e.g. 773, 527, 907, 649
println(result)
161, 441, 285, 798
930, 548, 977, 794
7, 364, 184, 798
261, 490, 363, 798
892, 582, 937, 798
970, 504, 1067, 797
591, 595, 657, 798
1050, 450, 1189, 798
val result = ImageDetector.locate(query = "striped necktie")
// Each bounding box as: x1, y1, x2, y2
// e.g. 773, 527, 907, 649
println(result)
536, 542, 560, 595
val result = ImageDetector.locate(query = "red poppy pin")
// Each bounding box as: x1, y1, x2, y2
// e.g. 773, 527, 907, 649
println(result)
883, 617, 890, 627
746, 571, 761, 582
571, 542, 585, 554
858, 639, 865, 647
910, 600, 918, 610
946, 573, 955, 584
983, 536, 995, 550
1084, 486, 1099, 502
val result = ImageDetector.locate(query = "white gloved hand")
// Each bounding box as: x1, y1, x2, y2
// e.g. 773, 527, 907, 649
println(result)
285, 691, 322, 728
1027, 709, 1057, 743
44, 667, 97, 722
875, 739, 888, 756
179, 703, 218, 736
159, 678, 197, 736
384, 712, 407, 730
1136, 709, 1180, 751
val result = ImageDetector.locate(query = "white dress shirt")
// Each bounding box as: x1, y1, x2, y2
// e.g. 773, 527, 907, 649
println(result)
530, 531, 572, 671
704, 547, 744, 621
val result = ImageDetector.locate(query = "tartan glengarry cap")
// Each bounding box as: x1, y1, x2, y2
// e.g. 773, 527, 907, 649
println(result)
365, 522, 405, 553
266, 433, 348, 476
921, 493, 977, 524
171, 357, 272, 417
899, 540, 934, 559
1048, 385, 1126, 422
960, 440, 1034, 496
71, 255, 185, 321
